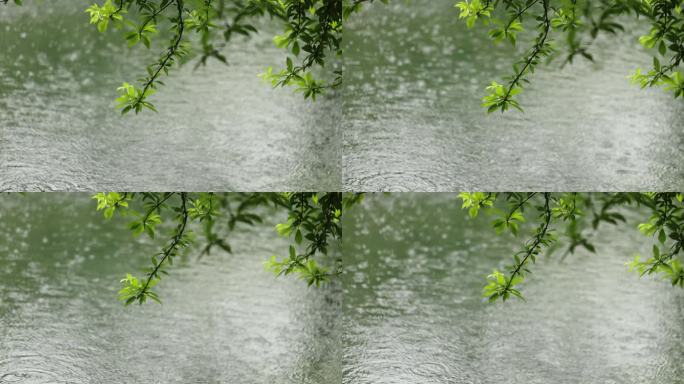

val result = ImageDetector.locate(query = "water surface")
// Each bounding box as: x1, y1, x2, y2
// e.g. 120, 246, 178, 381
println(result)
342, 1, 684, 191
343, 194, 684, 383
0, 194, 340, 383
0, 3, 340, 191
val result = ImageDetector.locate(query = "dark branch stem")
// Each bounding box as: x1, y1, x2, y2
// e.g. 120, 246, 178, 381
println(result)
503, 192, 552, 293
139, 192, 188, 298
506, 192, 537, 222
139, 0, 175, 33
503, 0, 551, 102
136, 0, 185, 104
142, 192, 174, 228
505, 0, 540, 31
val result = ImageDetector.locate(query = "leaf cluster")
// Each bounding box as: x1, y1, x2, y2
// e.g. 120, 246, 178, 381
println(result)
266, 192, 344, 287
92, 192, 361, 305
454, 0, 684, 112
459, 192, 684, 303
80, 0, 346, 113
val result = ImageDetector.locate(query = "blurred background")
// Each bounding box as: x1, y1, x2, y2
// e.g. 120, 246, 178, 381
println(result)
0, 2, 340, 191
0, 193, 341, 383
343, 193, 684, 384
342, 0, 684, 191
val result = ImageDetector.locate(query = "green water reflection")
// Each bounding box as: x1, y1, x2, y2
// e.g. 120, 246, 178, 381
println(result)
0, 3, 340, 191
342, 0, 684, 191
343, 194, 684, 383
0, 194, 340, 383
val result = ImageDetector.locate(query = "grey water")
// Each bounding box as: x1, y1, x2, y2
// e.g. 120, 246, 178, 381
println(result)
343, 194, 684, 383
0, 2, 340, 191
0, 194, 340, 383
1, 195, 683, 383
342, 0, 684, 191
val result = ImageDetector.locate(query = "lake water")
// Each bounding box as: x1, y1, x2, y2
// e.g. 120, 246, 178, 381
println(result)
2, 1, 683, 191
342, 194, 684, 383
342, 0, 684, 191
1, 193, 683, 383
0, 194, 340, 383
0, 2, 340, 191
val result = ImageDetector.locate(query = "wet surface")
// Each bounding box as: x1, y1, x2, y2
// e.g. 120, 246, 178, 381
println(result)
342, 0, 684, 191
0, 3, 340, 191
343, 194, 684, 383
0, 194, 340, 383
